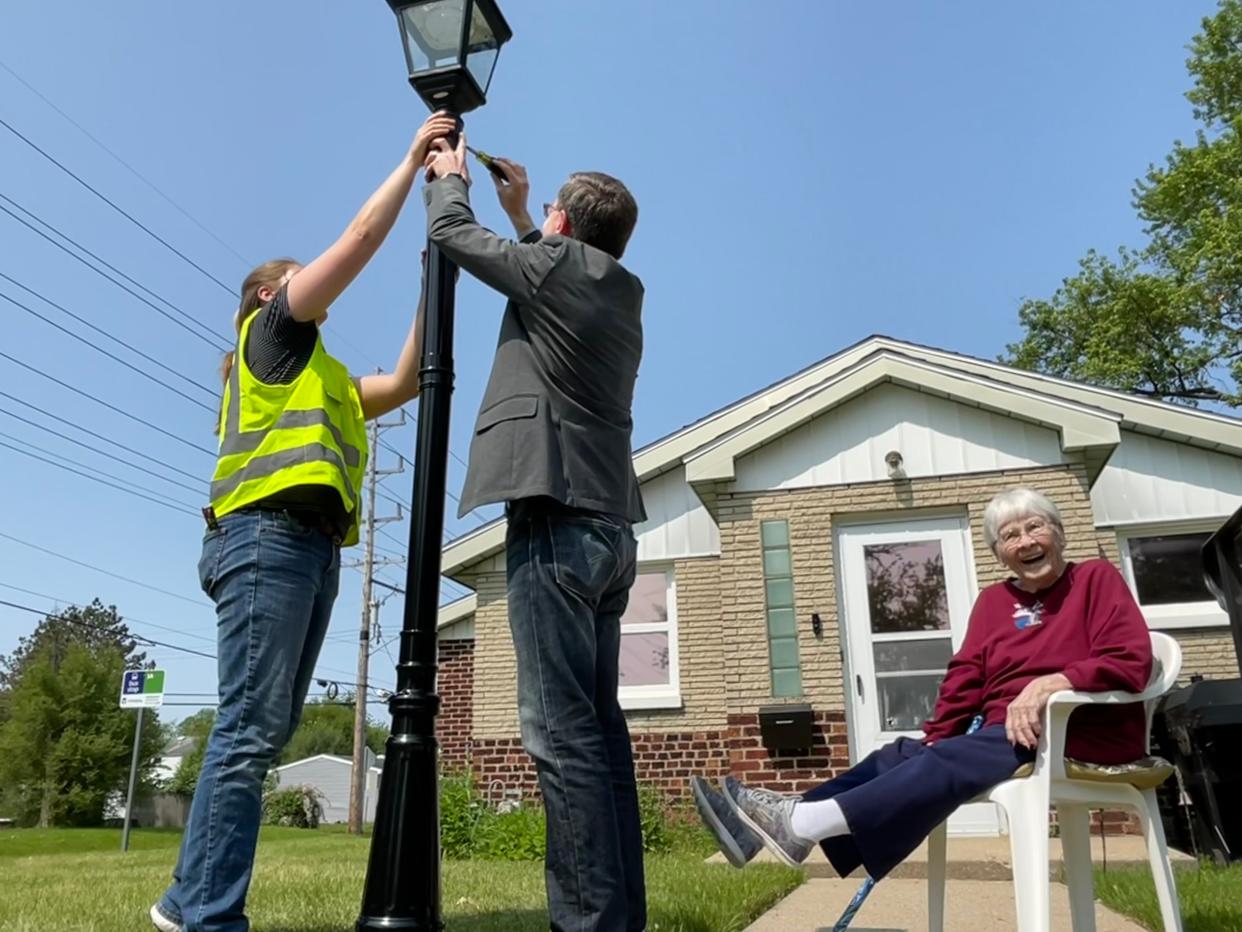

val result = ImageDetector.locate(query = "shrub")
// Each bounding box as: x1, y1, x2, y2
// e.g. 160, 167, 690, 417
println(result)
262, 785, 323, 828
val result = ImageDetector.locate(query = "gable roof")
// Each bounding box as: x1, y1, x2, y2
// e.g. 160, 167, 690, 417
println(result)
683, 348, 1121, 487
440, 335, 1242, 580
273, 753, 352, 772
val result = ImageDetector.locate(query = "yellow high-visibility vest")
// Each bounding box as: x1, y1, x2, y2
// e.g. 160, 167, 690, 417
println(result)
209, 310, 367, 545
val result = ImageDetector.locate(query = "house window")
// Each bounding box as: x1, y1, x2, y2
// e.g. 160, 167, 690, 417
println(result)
762, 520, 802, 698
1118, 525, 1227, 629
619, 568, 680, 710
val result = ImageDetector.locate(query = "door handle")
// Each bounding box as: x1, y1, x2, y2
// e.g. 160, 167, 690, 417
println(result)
855, 674, 864, 700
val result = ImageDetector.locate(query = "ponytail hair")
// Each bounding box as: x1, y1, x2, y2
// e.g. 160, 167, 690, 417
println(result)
215, 257, 300, 433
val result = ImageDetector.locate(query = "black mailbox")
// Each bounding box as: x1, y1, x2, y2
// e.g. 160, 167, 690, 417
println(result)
758, 702, 814, 752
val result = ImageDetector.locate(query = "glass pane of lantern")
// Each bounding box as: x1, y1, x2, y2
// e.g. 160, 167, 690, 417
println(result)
401, 0, 467, 70
467, 46, 500, 94
464, 3, 501, 92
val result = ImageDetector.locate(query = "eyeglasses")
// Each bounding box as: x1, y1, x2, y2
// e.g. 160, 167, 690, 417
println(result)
542, 202, 560, 218
998, 518, 1053, 548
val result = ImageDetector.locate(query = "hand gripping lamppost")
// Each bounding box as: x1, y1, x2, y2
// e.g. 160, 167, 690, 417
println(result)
359, 2, 511, 929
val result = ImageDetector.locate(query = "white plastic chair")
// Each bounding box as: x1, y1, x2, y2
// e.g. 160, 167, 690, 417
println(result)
927, 631, 1185, 932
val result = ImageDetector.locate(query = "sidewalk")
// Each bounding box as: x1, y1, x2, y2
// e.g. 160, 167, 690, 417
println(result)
710, 833, 1193, 879
732, 835, 1191, 930
744, 877, 1147, 932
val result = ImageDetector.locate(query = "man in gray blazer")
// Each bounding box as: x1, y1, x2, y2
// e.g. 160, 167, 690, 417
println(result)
424, 133, 646, 931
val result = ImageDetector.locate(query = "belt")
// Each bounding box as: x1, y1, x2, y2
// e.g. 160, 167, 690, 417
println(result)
212, 504, 345, 545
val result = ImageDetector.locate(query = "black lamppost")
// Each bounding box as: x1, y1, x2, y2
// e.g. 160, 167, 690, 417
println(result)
358, 3, 511, 929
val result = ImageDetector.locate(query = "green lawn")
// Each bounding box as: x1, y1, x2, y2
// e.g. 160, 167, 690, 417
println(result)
0, 827, 801, 932
1095, 863, 1242, 932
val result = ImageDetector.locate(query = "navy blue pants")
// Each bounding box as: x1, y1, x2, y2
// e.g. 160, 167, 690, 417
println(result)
802, 724, 1034, 880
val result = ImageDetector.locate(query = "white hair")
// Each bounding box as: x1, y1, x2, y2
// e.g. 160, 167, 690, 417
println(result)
982, 488, 1064, 554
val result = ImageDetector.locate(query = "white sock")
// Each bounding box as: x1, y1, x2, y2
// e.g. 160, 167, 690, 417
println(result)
789, 797, 850, 842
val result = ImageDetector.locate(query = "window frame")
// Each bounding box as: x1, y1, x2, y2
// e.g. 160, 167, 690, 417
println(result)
1116, 521, 1228, 630
618, 565, 682, 711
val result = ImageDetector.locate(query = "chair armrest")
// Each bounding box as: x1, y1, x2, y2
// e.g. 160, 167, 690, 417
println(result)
1038, 686, 1154, 779
1046, 686, 1150, 709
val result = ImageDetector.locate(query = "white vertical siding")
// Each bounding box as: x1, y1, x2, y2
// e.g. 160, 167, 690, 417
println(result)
733, 383, 1064, 491
1092, 430, 1242, 525
275, 757, 353, 824
634, 466, 721, 561
471, 471, 725, 566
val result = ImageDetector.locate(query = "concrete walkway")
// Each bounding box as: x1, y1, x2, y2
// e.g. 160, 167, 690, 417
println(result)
732, 836, 1190, 931
744, 877, 1146, 931
711, 833, 1193, 879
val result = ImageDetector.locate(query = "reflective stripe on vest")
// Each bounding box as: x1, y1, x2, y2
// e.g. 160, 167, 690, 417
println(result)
209, 311, 367, 543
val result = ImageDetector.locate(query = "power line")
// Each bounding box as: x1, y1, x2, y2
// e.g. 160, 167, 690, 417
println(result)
0, 265, 218, 397
0, 115, 237, 296
0, 592, 391, 693
0, 286, 216, 412
0, 581, 215, 645
0, 404, 205, 497
0, 531, 210, 607
0, 193, 231, 352
0, 57, 253, 269
0, 348, 216, 457
0, 431, 200, 517
0, 597, 217, 660
0, 388, 207, 484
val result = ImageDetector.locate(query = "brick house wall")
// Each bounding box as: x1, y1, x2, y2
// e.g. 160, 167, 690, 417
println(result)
436, 639, 474, 772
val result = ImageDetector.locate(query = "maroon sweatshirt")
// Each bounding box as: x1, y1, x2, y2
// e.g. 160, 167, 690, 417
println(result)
923, 559, 1153, 764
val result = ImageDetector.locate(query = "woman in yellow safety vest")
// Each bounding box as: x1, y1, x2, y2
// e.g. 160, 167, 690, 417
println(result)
150, 111, 456, 932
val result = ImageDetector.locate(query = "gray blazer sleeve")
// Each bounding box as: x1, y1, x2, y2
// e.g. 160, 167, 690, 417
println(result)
424, 175, 563, 302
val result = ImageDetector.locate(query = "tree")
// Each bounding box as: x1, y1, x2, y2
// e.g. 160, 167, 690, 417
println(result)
280, 698, 388, 765
1006, 1, 1242, 405
0, 602, 162, 826
0, 600, 145, 692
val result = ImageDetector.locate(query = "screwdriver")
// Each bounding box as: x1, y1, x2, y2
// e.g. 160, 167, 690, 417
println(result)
466, 145, 509, 182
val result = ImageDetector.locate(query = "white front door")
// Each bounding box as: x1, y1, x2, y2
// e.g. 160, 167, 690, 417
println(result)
837, 515, 999, 835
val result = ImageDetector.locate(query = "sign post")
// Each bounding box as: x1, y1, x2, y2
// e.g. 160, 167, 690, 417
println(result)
119, 669, 164, 851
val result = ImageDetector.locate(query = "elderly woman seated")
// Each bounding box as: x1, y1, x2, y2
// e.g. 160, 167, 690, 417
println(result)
693, 487, 1154, 880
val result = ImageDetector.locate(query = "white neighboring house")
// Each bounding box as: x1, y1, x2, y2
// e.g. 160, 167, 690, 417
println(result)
156, 735, 199, 783
273, 751, 384, 824
104, 734, 200, 823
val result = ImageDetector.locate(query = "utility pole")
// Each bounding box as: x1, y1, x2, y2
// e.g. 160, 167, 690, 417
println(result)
348, 397, 406, 835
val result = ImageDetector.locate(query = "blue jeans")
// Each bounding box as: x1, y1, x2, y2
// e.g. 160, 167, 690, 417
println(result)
160, 509, 340, 932
506, 499, 645, 932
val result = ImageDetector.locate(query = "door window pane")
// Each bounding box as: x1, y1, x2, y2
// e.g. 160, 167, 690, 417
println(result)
873, 638, 953, 673
1128, 533, 1212, 605
864, 540, 949, 633
876, 673, 942, 731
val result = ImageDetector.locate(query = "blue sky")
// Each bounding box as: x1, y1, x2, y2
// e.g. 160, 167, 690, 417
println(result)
0, 1, 1219, 721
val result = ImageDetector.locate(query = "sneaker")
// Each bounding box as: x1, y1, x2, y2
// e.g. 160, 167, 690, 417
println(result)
150, 903, 182, 932
722, 775, 814, 868
691, 776, 763, 868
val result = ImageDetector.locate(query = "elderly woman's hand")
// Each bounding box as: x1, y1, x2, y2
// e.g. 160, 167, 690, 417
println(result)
1005, 673, 1073, 749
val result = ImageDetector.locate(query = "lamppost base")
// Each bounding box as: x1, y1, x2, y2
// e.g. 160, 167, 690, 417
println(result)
356, 918, 444, 931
